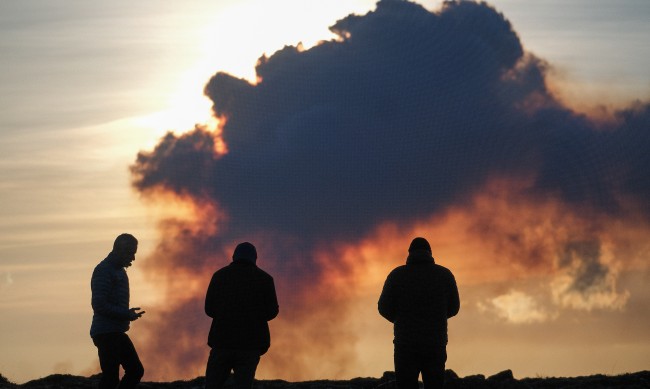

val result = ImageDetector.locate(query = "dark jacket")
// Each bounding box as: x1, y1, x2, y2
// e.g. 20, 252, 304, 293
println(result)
378, 253, 460, 348
205, 260, 279, 354
90, 252, 131, 337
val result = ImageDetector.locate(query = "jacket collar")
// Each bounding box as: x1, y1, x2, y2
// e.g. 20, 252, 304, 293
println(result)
406, 251, 435, 265
105, 252, 124, 269
232, 258, 257, 267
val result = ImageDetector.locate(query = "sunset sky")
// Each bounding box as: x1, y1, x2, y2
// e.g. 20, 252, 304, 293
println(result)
1, 0, 649, 384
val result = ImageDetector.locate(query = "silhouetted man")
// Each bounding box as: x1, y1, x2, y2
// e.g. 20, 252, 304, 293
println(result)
378, 237, 460, 389
90, 233, 145, 389
204, 242, 279, 389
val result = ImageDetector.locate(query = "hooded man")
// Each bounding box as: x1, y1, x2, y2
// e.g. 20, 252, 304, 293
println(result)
378, 237, 460, 389
204, 242, 279, 389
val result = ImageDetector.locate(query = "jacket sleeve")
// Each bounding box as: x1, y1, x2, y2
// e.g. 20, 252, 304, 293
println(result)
263, 277, 279, 322
378, 273, 396, 323
91, 266, 130, 319
446, 270, 460, 318
205, 273, 221, 318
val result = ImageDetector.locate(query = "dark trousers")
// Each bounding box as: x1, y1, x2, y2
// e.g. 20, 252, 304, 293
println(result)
394, 346, 446, 389
92, 332, 144, 389
205, 348, 261, 389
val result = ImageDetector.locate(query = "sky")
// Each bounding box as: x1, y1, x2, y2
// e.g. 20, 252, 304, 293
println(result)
1, 0, 649, 384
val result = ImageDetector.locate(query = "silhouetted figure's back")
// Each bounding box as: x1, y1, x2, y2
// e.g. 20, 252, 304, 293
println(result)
204, 242, 279, 389
378, 237, 460, 389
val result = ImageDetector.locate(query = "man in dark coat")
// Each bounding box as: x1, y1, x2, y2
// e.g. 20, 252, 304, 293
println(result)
204, 242, 279, 389
378, 237, 460, 389
90, 233, 145, 389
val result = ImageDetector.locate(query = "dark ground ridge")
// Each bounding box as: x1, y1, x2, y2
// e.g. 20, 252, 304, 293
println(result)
1, 370, 649, 389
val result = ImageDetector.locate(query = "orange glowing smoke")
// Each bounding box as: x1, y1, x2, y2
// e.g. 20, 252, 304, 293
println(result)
133, 175, 648, 381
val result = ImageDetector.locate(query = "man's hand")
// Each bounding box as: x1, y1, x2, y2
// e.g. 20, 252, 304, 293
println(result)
129, 307, 145, 321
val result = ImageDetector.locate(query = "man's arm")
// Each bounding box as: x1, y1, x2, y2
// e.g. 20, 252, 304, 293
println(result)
378, 273, 396, 323
263, 277, 279, 322
205, 273, 220, 318
446, 271, 460, 318
91, 266, 130, 319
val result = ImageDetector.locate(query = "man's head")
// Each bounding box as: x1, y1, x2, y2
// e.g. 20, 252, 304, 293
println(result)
232, 242, 257, 263
408, 237, 432, 255
113, 233, 138, 268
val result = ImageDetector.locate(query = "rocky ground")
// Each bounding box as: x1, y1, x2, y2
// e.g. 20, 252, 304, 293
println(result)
1, 370, 649, 389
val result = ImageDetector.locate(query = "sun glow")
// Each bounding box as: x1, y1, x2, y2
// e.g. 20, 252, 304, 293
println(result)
130, 0, 379, 156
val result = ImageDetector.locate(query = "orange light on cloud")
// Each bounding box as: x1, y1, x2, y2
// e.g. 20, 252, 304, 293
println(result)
132, 172, 650, 381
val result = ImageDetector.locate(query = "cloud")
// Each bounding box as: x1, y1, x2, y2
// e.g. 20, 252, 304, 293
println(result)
478, 290, 555, 324
551, 240, 630, 311
129, 0, 650, 380
476, 240, 630, 324
133, 1, 650, 250
133, 0, 530, 250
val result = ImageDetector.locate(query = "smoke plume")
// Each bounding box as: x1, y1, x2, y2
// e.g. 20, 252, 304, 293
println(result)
130, 0, 649, 380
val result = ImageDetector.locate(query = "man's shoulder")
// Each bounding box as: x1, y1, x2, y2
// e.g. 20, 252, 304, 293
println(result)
387, 264, 408, 277
211, 264, 232, 280
394, 261, 454, 277
214, 263, 274, 280
92, 258, 112, 275
433, 263, 456, 281
434, 263, 454, 273
213, 263, 230, 274
254, 266, 274, 280
91, 259, 122, 292
246, 264, 274, 281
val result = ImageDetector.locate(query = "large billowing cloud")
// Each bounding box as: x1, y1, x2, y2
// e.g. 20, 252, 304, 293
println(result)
130, 0, 649, 380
